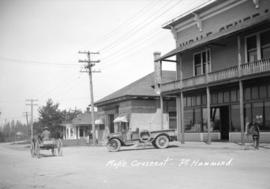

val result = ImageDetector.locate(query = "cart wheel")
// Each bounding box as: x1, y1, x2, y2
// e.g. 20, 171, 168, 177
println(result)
107, 139, 121, 152
155, 135, 169, 149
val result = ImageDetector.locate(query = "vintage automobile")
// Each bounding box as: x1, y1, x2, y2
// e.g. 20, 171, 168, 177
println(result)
106, 124, 177, 152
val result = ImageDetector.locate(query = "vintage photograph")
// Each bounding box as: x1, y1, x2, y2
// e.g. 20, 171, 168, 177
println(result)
0, 0, 270, 188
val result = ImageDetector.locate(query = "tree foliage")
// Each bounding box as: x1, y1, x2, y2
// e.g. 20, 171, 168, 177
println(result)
36, 99, 82, 138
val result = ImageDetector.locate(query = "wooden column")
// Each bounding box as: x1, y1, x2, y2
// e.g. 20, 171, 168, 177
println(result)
160, 60, 164, 130
177, 53, 185, 144
153, 52, 163, 130
160, 93, 164, 130
238, 35, 244, 144
206, 48, 211, 144
176, 96, 181, 142
180, 91, 185, 144
206, 87, 211, 144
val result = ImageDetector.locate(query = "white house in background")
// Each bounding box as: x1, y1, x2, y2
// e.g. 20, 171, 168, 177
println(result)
61, 110, 105, 143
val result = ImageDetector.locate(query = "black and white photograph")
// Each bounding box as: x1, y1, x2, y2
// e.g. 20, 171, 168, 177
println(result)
0, 0, 270, 188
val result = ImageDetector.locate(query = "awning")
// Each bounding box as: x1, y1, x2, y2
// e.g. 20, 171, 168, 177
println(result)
113, 115, 128, 123
95, 119, 104, 125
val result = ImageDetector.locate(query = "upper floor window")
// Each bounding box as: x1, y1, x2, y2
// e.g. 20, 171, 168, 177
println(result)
261, 30, 270, 59
246, 35, 257, 62
245, 29, 270, 62
193, 49, 211, 76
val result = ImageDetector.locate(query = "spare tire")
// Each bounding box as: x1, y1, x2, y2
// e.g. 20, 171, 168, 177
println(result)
139, 130, 151, 143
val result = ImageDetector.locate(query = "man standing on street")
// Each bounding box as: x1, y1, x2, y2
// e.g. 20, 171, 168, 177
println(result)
247, 115, 261, 150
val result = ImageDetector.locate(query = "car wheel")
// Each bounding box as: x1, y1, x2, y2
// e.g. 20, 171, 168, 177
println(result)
152, 141, 158, 149
155, 135, 169, 149
107, 139, 121, 152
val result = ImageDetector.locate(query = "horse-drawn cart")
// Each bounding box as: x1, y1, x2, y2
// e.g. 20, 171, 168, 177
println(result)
30, 137, 63, 158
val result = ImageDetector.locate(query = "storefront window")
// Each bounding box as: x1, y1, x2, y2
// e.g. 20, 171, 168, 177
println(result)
196, 95, 201, 106
264, 102, 270, 131
184, 97, 187, 107
251, 86, 259, 99
244, 103, 252, 130
194, 108, 202, 132
169, 112, 177, 130
231, 105, 240, 132
191, 96, 196, 106
211, 93, 218, 104
218, 92, 223, 104
202, 108, 207, 132
184, 108, 201, 132
244, 87, 251, 100
259, 85, 267, 98
224, 91, 230, 103
184, 109, 194, 132
202, 94, 207, 105
187, 97, 192, 107
231, 89, 238, 102
252, 102, 263, 124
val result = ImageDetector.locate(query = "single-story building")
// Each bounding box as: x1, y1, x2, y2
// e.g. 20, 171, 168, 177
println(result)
61, 110, 105, 144
95, 71, 176, 134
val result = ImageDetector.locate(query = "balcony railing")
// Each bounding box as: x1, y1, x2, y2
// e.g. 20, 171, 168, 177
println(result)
161, 58, 270, 93
241, 58, 270, 76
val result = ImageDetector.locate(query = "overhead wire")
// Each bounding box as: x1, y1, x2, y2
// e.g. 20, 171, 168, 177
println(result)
98, 0, 174, 53
98, 0, 159, 44
99, 0, 186, 68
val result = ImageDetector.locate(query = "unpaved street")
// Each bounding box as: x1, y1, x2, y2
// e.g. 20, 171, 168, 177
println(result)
1, 142, 270, 189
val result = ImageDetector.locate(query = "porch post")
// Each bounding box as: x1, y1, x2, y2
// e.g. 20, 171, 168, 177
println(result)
154, 52, 163, 130
180, 92, 185, 144
206, 87, 211, 144
177, 53, 184, 143
206, 48, 211, 144
238, 35, 245, 144
160, 93, 164, 130
176, 96, 181, 142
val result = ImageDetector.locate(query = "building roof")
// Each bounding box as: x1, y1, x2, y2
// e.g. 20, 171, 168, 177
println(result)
95, 71, 176, 106
162, 0, 221, 29
159, 12, 270, 61
72, 111, 96, 125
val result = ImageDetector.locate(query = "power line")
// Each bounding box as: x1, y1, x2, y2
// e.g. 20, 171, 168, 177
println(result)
37, 74, 82, 100
99, 0, 158, 43
98, 0, 180, 53
0, 56, 78, 67
78, 51, 100, 146
97, 0, 184, 67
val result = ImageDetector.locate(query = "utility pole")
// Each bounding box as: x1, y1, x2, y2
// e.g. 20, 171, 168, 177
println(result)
26, 99, 38, 139
78, 51, 100, 145
23, 112, 30, 137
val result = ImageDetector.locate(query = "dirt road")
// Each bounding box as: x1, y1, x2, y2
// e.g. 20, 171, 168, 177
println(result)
0, 142, 270, 189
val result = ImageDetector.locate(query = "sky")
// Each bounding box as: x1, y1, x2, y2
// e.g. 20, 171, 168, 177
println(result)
0, 0, 209, 125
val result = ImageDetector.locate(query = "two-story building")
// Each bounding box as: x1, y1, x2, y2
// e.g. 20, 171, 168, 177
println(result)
155, 0, 270, 143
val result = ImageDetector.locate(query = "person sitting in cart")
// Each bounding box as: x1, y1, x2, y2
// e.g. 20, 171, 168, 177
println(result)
40, 127, 52, 145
